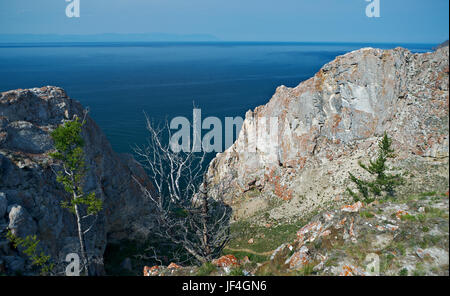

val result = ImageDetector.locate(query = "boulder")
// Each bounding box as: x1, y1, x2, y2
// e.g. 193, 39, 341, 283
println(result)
8, 204, 37, 238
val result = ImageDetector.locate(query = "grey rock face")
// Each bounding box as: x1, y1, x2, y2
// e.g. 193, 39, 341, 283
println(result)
207, 45, 449, 222
3, 256, 25, 273
0, 192, 6, 219
0, 86, 155, 275
4, 121, 53, 154
8, 205, 37, 238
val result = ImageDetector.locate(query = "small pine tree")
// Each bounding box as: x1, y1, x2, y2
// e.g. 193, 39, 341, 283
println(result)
6, 230, 54, 275
50, 115, 102, 276
347, 132, 404, 203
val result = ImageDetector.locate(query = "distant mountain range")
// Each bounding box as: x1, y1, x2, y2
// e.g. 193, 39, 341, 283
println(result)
0, 33, 220, 43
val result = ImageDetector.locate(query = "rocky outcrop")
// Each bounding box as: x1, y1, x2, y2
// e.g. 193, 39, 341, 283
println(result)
140, 191, 449, 276
0, 87, 155, 275
434, 40, 449, 50
207, 45, 449, 222
256, 192, 449, 276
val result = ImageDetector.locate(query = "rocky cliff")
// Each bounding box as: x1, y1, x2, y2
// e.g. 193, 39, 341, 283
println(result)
0, 87, 155, 275
206, 45, 449, 223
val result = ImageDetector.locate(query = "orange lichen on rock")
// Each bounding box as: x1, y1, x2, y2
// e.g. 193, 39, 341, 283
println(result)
287, 247, 310, 269
323, 212, 334, 221
375, 225, 385, 231
340, 264, 365, 276
167, 263, 182, 270
265, 167, 293, 201
395, 210, 409, 219
143, 265, 160, 276
331, 114, 342, 133
340, 265, 355, 276
386, 224, 399, 231
349, 217, 355, 237
341, 201, 363, 213
212, 255, 239, 267
296, 221, 323, 244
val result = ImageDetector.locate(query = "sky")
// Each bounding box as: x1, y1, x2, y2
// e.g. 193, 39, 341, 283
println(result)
0, 0, 448, 43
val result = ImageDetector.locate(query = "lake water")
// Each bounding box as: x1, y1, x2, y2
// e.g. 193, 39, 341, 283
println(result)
0, 42, 434, 156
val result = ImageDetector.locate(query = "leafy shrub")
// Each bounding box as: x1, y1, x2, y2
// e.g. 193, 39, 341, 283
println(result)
6, 230, 54, 275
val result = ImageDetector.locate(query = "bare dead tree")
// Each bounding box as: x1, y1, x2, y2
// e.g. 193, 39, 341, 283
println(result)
133, 115, 231, 264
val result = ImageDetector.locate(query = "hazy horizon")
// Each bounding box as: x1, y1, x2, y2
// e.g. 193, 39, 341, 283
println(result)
0, 0, 448, 44
0, 34, 444, 46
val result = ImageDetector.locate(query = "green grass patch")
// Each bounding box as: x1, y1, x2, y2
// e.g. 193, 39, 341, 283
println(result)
196, 262, 217, 276
419, 191, 437, 197
227, 220, 306, 254
360, 210, 375, 219
417, 214, 427, 223
424, 206, 448, 219
412, 262, 426, 276
398, 268, 408, 276
421, 225, 430, 232
400, 213, 416, 222
291, 263, 316, 276
222, 249, 268, 264
229, 266, 245, 276
419, 234, 444, 249
386, 242, 406, 256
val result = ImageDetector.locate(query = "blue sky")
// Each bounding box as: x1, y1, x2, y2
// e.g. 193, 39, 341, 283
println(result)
0, 0, 448, 43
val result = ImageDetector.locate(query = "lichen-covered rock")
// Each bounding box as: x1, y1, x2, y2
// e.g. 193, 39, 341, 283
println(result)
0, 87, 155, 275
142, 263, 197, 276
207, 45, 449, 223
212, 254, 239, 267
255, 192, 449, 276
143, 265, 160, 276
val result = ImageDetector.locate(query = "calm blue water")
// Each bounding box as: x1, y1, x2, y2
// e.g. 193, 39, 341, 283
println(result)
0, 42, 434, 155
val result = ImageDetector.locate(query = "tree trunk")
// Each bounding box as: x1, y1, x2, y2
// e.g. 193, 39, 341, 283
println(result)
184, 245, 207, 264
74, 203, 92, 276
201, 181, 211, 260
